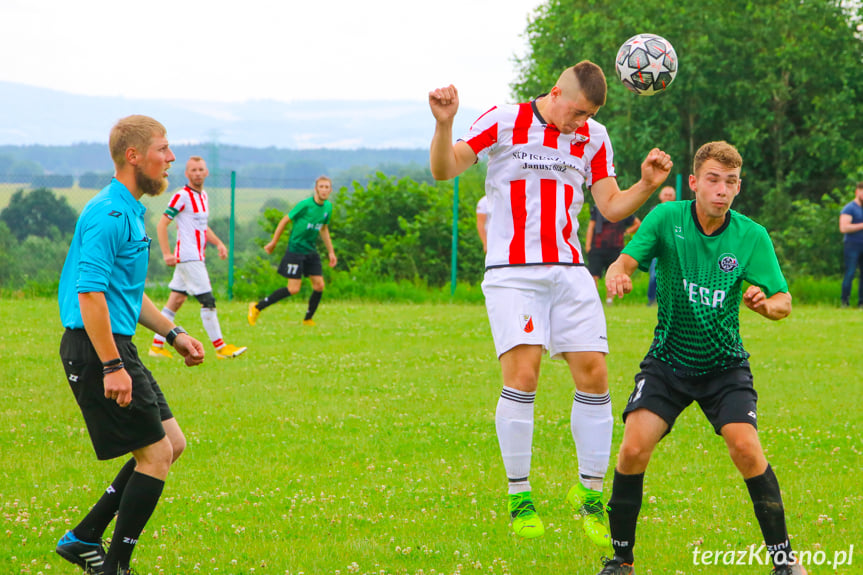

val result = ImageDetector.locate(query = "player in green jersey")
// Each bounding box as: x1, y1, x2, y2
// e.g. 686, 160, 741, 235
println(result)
248, 176, 338, 326
595, 142, 805, 575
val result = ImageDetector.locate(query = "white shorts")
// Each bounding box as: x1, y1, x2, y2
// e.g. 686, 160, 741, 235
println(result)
168, 260, 212, 296
482, 265, 608, 359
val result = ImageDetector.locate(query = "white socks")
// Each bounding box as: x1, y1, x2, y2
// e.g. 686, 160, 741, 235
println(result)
151, 307, 176, 347
571, 390, 612, 491
496, 386, 536, 495
495, 387, 612, 495
200, 307, 224, 349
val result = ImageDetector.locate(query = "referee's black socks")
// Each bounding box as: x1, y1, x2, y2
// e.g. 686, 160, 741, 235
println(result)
73, 457, 136, 543
745, 464, 794, 566
103, 471, 165, 572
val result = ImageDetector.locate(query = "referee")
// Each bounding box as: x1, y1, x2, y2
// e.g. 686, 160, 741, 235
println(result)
55, 115, 204, 575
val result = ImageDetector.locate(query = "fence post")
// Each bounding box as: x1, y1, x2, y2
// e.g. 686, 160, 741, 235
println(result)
228, 170, 236, 301
675, 173, 682, 200
451, 176, 459, 296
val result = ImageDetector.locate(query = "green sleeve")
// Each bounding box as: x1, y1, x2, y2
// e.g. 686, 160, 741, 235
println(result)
744, 227, 789, 297
622, 205, 664, 271
289, 199, 306, 221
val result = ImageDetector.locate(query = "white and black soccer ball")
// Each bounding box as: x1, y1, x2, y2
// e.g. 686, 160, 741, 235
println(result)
615, 34, 678, 96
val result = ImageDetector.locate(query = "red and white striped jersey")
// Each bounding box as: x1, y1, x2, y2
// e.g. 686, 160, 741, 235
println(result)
462, 101, 616, 268
164, 186, 209, 263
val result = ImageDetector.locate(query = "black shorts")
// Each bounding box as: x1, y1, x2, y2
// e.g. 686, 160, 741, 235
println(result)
587, 247, 622, 278
277, 250, 323, 279
60, 329, 172, 460
621, 356, 758, 436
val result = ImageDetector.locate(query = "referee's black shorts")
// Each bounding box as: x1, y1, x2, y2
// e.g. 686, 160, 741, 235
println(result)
621, 356, 758, 437
277, 250, 323, 279
60, 329, 172, 460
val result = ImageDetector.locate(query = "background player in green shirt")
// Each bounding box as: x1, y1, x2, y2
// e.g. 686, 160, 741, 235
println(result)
595, 142, 805, 575
248, 176, 337, 326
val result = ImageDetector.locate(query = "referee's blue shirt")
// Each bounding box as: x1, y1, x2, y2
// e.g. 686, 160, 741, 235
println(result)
59, 178, 151, 336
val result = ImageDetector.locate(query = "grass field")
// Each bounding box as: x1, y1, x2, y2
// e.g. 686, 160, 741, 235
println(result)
1, 298, 859, 575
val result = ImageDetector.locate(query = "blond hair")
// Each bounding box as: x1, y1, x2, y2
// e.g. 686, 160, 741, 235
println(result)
109, 115, 166, 168
693, 141, 743, 175
315, 175, 332, 186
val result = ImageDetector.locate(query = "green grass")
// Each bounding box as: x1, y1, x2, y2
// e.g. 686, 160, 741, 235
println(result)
1, 299, 860, 574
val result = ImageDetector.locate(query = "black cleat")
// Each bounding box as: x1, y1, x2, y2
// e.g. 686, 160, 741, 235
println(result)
597, 556, 634, 575
55, 530, 105, 574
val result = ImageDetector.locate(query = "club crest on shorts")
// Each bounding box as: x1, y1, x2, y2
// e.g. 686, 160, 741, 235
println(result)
718, 253, 739, 273
519, 314, 534, 333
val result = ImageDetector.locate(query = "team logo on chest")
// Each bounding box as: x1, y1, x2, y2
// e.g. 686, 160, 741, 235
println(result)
569, 131, 590, 157
718, 253, 739, 273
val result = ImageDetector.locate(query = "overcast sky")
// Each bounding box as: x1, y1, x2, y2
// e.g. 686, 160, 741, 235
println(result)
1, 0, 545, 110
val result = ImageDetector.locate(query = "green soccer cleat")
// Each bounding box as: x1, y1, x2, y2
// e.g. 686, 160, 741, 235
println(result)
508, 491, 545, 539
568, 483, 612, 551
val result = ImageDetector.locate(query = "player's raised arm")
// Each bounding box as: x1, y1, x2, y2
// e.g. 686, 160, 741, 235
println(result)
605, 253, 640, 299
743, 286, 792, 320
429, 85, 477, 181
591, 148, 673, 222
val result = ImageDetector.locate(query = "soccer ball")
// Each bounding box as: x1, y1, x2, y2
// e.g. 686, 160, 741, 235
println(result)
615, 34, 678, 96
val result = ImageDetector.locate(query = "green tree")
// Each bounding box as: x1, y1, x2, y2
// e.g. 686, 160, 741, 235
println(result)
0, 188, 77, 241
514, 0, 863, 223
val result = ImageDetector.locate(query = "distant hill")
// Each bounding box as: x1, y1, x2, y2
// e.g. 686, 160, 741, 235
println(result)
0, 142, 431, 178
0, 81, 481, 150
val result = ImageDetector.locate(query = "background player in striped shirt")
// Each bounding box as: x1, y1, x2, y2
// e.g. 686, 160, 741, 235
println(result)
599, 141, 804, 575
429, 62, 672, 546
150, 157, 247, 360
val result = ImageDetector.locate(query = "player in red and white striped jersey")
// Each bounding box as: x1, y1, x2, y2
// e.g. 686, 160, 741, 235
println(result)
430, 61, 672, 545
150, 157, 246, 360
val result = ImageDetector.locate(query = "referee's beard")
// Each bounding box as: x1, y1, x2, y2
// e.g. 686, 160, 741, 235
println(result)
135, 166, 169, 197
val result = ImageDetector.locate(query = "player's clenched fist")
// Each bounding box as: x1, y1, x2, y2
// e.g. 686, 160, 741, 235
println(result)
429, 85, 459, 123
641, 148, 673, 189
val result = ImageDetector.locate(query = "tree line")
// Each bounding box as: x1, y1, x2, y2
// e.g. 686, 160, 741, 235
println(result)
0, 145, 429, 190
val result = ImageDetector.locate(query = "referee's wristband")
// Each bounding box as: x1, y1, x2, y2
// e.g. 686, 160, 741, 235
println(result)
102, 358, 125, 375
165, 326, 187, 346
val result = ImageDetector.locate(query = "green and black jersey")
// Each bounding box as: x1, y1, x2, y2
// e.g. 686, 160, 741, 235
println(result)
288, 197, 332, 254
622, 200, 788, 377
